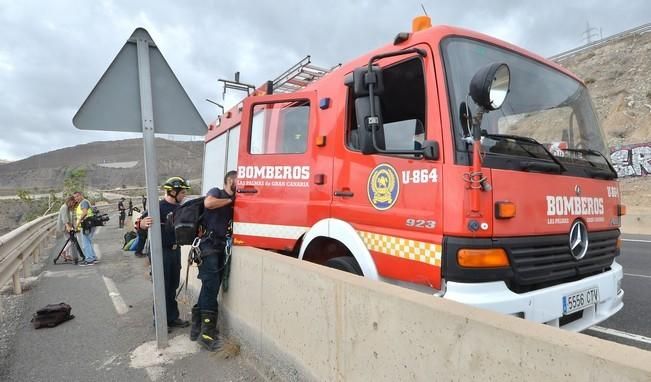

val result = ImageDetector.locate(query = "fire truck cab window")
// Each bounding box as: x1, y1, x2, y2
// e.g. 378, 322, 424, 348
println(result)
250, 101, 310, 154
347, 57, 426, 155
442, 37, 609, 168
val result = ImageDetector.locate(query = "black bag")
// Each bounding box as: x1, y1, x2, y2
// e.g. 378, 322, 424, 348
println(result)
31, 302, 75, 329
172, 197, 205, 245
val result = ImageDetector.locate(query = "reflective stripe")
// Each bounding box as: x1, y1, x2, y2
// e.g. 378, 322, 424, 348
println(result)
234, 222, 309, 240
357, 231, 442, 266
235, 222, 441, 267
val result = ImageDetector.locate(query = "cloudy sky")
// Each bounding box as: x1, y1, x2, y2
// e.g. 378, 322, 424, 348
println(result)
0, 0, 649, 161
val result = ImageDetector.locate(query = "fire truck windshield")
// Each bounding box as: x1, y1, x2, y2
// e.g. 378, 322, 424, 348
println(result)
442, 37, 611, 175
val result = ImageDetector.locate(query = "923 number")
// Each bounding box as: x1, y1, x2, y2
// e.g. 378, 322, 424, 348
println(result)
406, 219, 436, 229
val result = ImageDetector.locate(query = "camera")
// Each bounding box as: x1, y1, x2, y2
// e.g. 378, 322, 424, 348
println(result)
81, 213, 110, 231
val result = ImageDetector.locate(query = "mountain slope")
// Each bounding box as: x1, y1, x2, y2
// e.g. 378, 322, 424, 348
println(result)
0, 138, 203, 194
555, 25, 651, 212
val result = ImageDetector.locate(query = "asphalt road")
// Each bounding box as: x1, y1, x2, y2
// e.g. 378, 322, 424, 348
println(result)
3, 216, 261, 382
584, 233, 651, 351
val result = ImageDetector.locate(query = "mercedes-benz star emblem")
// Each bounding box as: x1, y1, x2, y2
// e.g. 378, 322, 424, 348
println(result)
569, 220, 588, 260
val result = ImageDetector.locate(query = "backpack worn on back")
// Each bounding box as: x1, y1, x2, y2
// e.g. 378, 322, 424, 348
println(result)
31, 302, 75, 329
173, 196, 205, 245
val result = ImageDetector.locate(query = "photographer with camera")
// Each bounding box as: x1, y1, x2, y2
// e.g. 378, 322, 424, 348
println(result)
56, 196, 78, 262
73, 191, 98, 266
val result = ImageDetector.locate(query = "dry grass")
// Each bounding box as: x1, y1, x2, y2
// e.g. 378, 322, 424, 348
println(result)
213, 337, 240, 359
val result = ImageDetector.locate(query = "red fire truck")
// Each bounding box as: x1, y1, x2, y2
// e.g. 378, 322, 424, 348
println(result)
202, 16, 624, 330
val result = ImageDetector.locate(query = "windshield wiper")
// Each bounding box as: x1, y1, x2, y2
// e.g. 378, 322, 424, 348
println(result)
483, 133, 567, 173
562, 148, 618, 179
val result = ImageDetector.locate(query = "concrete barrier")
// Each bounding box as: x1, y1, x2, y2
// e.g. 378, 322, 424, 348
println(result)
621, 214, 651, 235
180, 246, 651, 381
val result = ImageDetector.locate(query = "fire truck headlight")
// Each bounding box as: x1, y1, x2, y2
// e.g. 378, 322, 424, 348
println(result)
457, 248, 510, 268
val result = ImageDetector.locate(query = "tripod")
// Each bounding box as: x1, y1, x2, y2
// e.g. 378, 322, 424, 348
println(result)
53, 230, 85, 265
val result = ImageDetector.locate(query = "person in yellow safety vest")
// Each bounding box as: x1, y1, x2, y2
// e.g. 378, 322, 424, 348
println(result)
73, 191, 98, 266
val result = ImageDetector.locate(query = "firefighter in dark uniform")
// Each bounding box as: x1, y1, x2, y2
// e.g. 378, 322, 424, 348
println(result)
190, 170, 237, 351
139, 176, 191, 330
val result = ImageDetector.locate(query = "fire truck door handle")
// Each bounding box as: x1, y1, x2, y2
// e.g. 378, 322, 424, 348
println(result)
334, 190, 354, 197
237, 188, 258, 194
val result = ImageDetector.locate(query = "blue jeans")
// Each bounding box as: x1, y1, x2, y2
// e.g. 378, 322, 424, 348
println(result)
78, 228, 96, 262
197, 250, 224, 312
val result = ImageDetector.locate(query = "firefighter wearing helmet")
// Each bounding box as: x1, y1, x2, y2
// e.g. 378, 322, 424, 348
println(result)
139, 176, 191, 330
163, 176, 191, 200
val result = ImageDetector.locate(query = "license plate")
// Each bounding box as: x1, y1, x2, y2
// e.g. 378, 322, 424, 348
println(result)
562, 287, 599, 315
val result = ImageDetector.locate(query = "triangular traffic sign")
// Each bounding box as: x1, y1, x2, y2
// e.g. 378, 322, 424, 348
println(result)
73, 28, 206, 136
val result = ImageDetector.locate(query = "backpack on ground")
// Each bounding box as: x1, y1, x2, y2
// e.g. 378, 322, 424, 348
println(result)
172, 196, 205, 245
123, 231, 137, 249
129, 235, 141, 251
123, 238, 136, 251
31, 302, 75, 329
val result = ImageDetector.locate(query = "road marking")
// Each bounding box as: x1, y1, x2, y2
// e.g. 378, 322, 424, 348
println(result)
589, 326, 651, 345
624, 272, 651, 279
621, 239, 651, 243
103, 276, 129, 315
94, 227, 103, 260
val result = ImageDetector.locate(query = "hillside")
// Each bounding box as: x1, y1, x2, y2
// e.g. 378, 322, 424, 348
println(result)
0, 138, 204, 195
555, 26, 651, 147
554, 25, 651, 212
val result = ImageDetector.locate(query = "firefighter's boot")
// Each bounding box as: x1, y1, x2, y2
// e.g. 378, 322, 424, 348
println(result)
199, 310, 222, 351
190, 305, 201, 341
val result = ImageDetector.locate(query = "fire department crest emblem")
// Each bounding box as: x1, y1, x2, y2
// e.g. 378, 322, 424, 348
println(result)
367, 163, 400, 211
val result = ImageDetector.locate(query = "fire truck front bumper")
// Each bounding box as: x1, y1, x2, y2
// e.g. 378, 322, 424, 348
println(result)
442, 261, 624, 331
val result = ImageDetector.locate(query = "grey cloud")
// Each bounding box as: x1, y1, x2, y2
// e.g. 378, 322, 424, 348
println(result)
0, 0, 649, 160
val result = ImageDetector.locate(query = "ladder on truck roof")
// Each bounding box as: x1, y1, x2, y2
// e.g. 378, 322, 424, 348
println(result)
272, 56, 336, 94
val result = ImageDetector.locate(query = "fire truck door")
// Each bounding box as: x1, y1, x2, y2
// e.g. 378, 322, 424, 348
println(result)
332, 52, 444, 287
236, 91, 331, 251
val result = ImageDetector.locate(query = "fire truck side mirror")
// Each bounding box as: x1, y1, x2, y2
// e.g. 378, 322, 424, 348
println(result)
355, 96, 385, 154
421, 140, 439, 160
351, 66, 384, 97
469, 62, 510, 111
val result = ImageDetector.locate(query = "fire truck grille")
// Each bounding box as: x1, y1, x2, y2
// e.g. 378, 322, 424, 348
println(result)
504, 230, 619, 293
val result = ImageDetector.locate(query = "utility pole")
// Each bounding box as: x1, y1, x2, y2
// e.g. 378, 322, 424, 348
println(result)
582, 21, 600, 44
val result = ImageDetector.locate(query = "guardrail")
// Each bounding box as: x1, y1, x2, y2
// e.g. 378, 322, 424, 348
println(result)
550, 22, 651, 62
0, 213, 57, 294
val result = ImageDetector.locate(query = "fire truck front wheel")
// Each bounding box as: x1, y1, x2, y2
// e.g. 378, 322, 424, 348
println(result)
325, 256, 363, 276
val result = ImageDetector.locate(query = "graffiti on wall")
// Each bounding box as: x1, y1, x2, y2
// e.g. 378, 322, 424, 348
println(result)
610, 143, 651, 178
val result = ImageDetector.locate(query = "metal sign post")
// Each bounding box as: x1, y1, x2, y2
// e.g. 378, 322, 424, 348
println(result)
73, 28, 207, 349
135, 33, 168, 347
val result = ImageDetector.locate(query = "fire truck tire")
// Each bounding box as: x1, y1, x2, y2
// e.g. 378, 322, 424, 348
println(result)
325, 256, 363, 276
